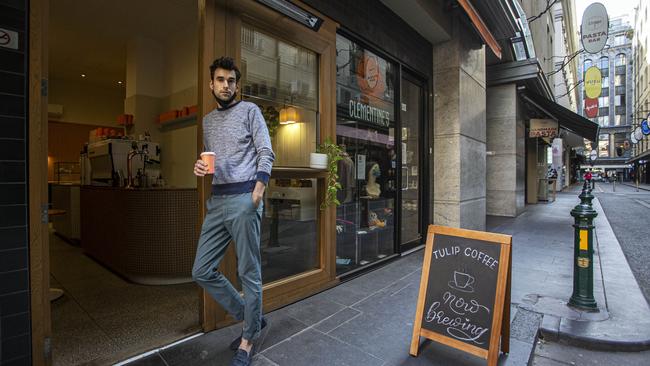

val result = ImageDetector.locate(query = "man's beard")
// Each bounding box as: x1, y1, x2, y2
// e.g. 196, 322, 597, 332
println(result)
212, 90, 237, 108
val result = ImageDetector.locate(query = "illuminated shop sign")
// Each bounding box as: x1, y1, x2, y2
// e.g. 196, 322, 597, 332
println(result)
584, 67, 602, 99
581, 3, 609, 54
584, 98, 598, 118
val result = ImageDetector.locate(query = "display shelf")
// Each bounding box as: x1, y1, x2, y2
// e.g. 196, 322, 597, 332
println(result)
158, 114, 197, 132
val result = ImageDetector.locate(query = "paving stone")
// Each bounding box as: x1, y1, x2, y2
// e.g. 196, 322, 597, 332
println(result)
510, 308, 543, 344
281, 294, 346, 326
313, 307, 361, 333
260, 328, 382, 366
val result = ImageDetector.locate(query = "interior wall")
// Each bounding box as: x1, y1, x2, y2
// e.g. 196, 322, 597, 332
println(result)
158, 21, 198, 188
47, 121, 115, 181
162, 26, 198, 111
48, 78, 125, 126
161, 125, 198, 188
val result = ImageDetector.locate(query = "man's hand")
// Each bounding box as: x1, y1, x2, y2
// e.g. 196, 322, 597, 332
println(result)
193, 159, 208, 177
252, 181, 265, 208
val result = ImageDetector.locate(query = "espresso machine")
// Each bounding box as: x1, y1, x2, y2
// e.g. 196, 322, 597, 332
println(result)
87, 139, 161, 187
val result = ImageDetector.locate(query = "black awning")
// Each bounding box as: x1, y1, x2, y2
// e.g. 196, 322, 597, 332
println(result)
520, 90, 599, 142
627, 150, 650, 164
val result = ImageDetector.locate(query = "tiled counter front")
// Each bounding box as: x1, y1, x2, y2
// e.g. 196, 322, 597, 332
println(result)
81, 187, 198, 285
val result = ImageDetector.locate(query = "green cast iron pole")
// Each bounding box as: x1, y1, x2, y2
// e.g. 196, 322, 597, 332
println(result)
568, 179, 598, 310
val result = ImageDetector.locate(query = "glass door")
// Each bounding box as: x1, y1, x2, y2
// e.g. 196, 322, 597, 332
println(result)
400, 73, 425, 248
334, 34, 398, 275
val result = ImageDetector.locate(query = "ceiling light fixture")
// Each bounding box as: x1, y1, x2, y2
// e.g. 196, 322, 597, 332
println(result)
118, 81, 123, 85
255, 0, 323, 31
81, 74, 86, 78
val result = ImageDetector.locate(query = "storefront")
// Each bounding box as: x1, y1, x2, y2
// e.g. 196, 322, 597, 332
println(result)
199, 0, 432, 329
15, 0, 466, 364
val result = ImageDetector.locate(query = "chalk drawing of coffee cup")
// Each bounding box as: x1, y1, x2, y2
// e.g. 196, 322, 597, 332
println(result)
448, 271, 475, 293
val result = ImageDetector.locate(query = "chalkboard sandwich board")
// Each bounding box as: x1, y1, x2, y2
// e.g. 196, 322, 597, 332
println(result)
410, 225, 512, 366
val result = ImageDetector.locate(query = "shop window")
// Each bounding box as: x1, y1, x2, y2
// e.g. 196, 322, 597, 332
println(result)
598, 96, 609, 107
597, 116, 609, 127
241, 24, 318, 167
615, 74, 625, 86
240, 24, 320, 283
614, 133, 629, 157
599, 56, 608, 75
598, 134, 609, 157
615, 94, 625, 106
335, 34, 397, 274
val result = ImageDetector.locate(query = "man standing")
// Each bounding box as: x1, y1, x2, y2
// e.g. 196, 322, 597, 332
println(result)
192, 56, 274, 366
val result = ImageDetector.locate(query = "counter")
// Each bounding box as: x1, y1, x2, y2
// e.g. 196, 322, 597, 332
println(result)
80, 186, 198, 285
50, 183, 81, 244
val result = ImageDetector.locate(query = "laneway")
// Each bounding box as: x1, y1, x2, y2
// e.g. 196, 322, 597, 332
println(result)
594, 182, 650, 303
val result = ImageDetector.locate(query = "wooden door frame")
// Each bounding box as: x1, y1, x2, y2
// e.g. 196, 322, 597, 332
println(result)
29, 0, 51, 364
199, 0, 340, 331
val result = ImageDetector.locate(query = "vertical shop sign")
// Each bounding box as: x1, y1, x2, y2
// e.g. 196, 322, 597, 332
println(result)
581, 3, 609, 54
552, 138, 563, 170
584, 67, 602, 99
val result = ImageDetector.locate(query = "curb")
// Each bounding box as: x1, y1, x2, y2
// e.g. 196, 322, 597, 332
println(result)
620, 183, 650, 191
532, 196, 650, 352
538, 315, 650, 352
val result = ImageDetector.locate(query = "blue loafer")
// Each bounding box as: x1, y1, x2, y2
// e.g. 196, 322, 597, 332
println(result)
230, 347, 253, 366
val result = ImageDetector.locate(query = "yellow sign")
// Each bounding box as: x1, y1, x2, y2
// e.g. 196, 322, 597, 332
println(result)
584, 67, 602, 99
579, 230, 588, 250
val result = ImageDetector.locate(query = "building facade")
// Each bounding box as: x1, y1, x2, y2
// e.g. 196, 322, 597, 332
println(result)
578, 16, 634, 178
632, 0, 650, 183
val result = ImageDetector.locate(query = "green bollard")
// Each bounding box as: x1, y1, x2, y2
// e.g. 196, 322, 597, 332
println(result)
569, 179, 598, 310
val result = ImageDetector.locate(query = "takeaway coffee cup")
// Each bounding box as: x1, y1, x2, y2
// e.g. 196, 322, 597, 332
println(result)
200, 152, 216, 174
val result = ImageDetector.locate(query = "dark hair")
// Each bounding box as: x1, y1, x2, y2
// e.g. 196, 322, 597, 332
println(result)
209, 56, 241, 81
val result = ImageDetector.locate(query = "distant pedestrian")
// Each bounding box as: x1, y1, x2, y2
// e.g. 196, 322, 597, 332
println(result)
192, 56, 275, 366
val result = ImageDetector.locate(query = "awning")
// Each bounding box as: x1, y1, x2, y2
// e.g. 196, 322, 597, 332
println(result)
487, 59, 554, 100
627, 150, 650, 164
520, 90, 599, 142
457, 0, 502, 59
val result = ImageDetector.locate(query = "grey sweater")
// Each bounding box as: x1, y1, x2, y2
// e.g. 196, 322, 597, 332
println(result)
203, 101, 275, 194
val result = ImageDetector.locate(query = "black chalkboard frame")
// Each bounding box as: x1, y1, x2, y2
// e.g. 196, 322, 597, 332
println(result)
410, 225, 512, 366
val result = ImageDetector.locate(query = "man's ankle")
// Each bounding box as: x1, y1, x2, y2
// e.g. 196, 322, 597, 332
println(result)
239, 339, 253, 353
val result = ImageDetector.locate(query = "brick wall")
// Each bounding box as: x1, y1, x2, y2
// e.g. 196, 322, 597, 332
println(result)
0, 0, 32, 365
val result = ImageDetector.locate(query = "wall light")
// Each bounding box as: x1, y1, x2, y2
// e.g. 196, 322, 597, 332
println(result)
279, 106, 298, 124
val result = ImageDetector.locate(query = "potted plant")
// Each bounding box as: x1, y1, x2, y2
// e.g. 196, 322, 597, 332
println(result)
311, 137, 344, 210
261, 106, 280, 138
